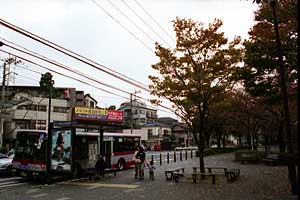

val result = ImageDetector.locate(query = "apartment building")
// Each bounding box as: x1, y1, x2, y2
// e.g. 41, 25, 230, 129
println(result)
118, 100, 157, 128
1, 86, 97, 147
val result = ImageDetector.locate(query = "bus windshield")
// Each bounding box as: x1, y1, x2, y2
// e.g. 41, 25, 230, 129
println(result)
14, 131, 46, 162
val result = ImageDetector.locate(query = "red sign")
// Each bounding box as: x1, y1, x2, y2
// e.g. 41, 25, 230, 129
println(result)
73, 107, 123, 123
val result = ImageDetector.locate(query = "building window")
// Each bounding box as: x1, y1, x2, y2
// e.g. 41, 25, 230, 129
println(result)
17, 105, 27, 110
28, 105, 37, 111
36, 120, 46, 130
38, 105, 47, 112
140, 118, 146, 123
15, 120, 27, 129
163, 130, 170, 137
90, 101, 95, 108
53, 106, 67, 113
148, 129, 153, 137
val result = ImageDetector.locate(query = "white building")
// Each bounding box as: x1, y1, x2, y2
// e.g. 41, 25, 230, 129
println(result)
118, 100, 157, 129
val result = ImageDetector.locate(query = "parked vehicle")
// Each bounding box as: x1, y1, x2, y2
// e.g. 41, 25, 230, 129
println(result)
0, 150, 15, 175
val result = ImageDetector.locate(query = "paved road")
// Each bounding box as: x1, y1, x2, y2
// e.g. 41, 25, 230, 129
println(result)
0, 152, 297, 200
0, 176, 27, 189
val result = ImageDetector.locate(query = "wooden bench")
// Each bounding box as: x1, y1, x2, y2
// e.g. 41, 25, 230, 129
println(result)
262, 154, 279, 166
225, 168, 240, 182
87, 168, 118, 180
164, 168, 185, 181
240, 153, 258, 164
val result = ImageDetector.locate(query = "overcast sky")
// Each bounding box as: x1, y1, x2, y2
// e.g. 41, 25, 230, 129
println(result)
0, 0, 258, 119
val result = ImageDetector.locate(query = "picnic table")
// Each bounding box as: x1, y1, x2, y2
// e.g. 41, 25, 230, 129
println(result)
225, 169, 240, 181
191, 167, 227, 184
262, 154, 279, 166
164, 167, 185, 181
192, 166, 227, 174
239, 153, 258, 164
191, 166, 240, 183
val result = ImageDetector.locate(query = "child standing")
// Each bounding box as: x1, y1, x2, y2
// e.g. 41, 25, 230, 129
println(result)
148, 160, 155, 180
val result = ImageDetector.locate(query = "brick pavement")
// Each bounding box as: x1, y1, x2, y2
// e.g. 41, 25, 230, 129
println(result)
68, 152, 298, 200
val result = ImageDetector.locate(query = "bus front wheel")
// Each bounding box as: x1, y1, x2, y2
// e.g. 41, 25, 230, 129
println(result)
117, 159, 125, 170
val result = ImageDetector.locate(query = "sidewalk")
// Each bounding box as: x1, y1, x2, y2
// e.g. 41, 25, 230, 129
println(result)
72, 153, 298, 200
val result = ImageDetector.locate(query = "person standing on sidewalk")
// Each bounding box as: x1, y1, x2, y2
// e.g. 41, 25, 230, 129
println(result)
138, 146, 146, 180
133, 146, 140, 179
147, 160, 156, 180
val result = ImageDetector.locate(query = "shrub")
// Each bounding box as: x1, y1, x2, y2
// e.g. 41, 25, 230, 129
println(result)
196, 147, 242, 157
235, 150, 266, 161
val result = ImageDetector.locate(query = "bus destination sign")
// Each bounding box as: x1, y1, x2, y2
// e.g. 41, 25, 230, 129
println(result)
73, 107, 123, 123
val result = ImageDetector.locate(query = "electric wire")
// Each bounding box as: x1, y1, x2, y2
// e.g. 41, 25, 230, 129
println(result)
120, 0, 172, 48
1, 48, 173, 114
90, 0, 153, 53
105, 0, 156, 44
1, 39, 174, 113
0, 49, 129, 100
133, 0, 176, 43
0, 18, 151, 92
2, 41, 134, 96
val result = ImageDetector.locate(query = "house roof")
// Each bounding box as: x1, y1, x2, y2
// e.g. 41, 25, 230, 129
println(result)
84, 93, 98, 104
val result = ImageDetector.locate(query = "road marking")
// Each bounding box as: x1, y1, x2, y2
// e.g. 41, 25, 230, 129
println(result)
87, 186, 99, 189
0, 180, 24, 185
59, 182, 139, 189
0, 182, 27, 188
31, 193, 48, 198
26, 188, 40, 194
56, 197, 70, 200
0, 177, 24, 182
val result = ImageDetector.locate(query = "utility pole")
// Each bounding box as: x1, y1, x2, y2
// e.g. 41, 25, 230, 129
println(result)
0, 55, 19, 148
130, 93, 133, 134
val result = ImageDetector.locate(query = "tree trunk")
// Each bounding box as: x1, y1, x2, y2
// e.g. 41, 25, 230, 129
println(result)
278, 123, 286, 152
270, 2, 297, 194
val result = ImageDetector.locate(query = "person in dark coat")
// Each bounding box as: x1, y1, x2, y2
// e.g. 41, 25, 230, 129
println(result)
95, 155, 106, 179
137, 146, 146, 180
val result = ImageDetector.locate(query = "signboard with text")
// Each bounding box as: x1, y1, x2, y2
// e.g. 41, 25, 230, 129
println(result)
73, 107, 123, 123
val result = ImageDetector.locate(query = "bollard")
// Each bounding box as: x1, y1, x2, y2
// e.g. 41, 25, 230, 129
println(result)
185, 150, 188, 160
151, 155, 154, 163
191, 150, 193, 159
167, 152, 169, 164
160, 153, 162, 165
180, 151, 182, 161
174, 151, 176, 163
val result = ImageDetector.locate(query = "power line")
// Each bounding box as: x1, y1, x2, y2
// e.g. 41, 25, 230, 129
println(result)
133, 0, 175, 43
0, 48, 173, 114
0, 49, 129, 100
105, 0, 157, 44
120, 0, 172, 48
2, 41, 133, 96
0, 18, 151, 92
1, 39, 173, 112
0, 18, 175, 114
90, 0, 154, 53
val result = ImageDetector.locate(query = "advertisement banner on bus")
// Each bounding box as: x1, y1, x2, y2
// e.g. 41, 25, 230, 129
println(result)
73, 107, 123, 123
51, 129, 72, 171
